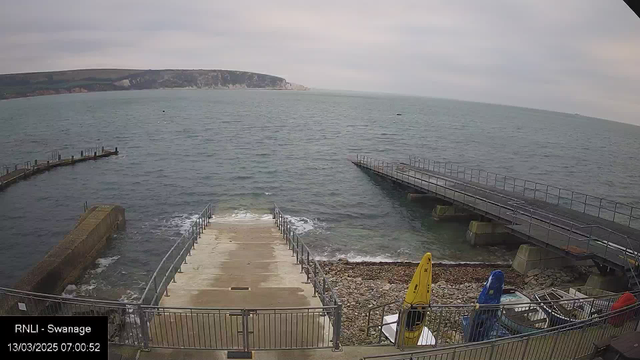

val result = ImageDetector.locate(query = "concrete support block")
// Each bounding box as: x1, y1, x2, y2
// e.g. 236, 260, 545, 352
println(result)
512, 244, 574, 274
585, 274, 627, 293
432, 205, 473, 221
466, 221, 513, 246
407, 193, 437, 202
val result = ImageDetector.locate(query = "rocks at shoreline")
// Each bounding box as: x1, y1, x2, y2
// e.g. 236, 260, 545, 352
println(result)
522, 267, 590, 293
319, 260, 590, 346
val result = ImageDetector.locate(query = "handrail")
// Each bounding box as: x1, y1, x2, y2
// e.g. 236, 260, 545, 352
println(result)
362, 301, 640, 359
355, 156, 639, 271
507, 201, 640, 282
0, 286, 136, 305
408, 155, 640, 229
366, 288, 640, 313
365, 288, 640, 343
507, 201, 640, 288
273, 203, 342, 351
140, 203, 212, 305
403, 159, 640, 251
140, 304, 339, 311
273, 204, 341, 307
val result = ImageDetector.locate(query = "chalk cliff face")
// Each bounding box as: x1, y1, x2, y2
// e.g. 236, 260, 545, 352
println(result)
0, 69, 308, 100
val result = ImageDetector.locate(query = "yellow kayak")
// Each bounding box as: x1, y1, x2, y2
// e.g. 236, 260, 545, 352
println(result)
401, 252, 432, 346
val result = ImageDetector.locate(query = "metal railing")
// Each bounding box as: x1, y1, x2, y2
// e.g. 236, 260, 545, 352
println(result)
365, 289, 640, 349
1, 147, 119, 188
361, 301, 640, 360
408, 156, 640, 230
0, 286, 145, 346
508, 202, 640, 289
273, 204, 342, 350
1, 203, 339, 352
81, 145, 108, 158
140, 203, 213, 306
1, 161, 33, 174
354, 156, 640, 274
142, 305, 337, 350
48, 150, 60, 161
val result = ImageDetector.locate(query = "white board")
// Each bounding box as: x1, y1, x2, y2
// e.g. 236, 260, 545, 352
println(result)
381, 314, 436, 346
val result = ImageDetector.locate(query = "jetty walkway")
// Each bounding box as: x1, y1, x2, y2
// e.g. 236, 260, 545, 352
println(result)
1, 146, 118, 190
351, 155, 640, 285
138, 204, 342, 356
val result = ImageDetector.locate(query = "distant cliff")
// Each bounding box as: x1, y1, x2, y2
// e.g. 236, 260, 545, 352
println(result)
0, 69, 308, 100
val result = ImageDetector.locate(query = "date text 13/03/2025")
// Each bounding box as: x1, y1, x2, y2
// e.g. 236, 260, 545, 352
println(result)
1, 316, 108, 360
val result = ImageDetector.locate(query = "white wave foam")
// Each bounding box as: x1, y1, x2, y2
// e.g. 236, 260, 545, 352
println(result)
61, 280, 102, 297
62, 284, 78, 298
91, 256, 120, 274
285, 216, 326, 234
167, 214, 200, 234
315, 252, 512, 265
315, 253, 402, 262
212, 210, 272, 222
264, 192, 272, 195
78, 280, 100, 292
118, 290, 140, 303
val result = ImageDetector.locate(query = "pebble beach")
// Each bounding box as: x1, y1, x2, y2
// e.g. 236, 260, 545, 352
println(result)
319, 260, 591, 345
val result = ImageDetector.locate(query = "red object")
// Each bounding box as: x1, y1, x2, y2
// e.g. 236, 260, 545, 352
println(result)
608, 292, 637, 327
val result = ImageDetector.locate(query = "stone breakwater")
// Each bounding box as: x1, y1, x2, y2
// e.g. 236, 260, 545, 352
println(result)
319, 260, 591, 345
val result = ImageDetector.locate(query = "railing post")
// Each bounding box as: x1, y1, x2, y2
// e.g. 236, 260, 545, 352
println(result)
598, 198, 603, 218
139, 306, 150, 350
572, 323, 588, 358
333, 303, 342, 351
322, 277, 327, 302
519, 337, 529, 360
242, 309, 250, 352
153, 276, 158, 296
310, 262, 317, 296
570, 191, 574, 209
396, 308, 406, 350
545, 184, 549, 202
306, 251, 310, 281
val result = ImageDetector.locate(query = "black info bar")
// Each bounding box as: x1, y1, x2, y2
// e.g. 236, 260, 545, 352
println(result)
1, 316, 107, 359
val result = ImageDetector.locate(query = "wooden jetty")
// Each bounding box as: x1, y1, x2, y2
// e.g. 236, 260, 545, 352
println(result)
0, 147, 119, 191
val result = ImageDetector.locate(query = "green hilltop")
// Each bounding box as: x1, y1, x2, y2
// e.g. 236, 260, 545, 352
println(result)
0, 69, 307, 100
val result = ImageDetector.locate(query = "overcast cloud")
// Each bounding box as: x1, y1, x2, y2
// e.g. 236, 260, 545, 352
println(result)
1, 1, 639, 124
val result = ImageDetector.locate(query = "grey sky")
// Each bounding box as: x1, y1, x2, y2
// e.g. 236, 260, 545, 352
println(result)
1, 1, 639, 124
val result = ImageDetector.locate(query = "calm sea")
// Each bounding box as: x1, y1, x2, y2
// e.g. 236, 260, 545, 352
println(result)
1, 89, 639, 301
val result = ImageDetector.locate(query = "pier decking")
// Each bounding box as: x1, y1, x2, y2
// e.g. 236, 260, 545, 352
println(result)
1, 147, 118, 190
351, 156, 640, 276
